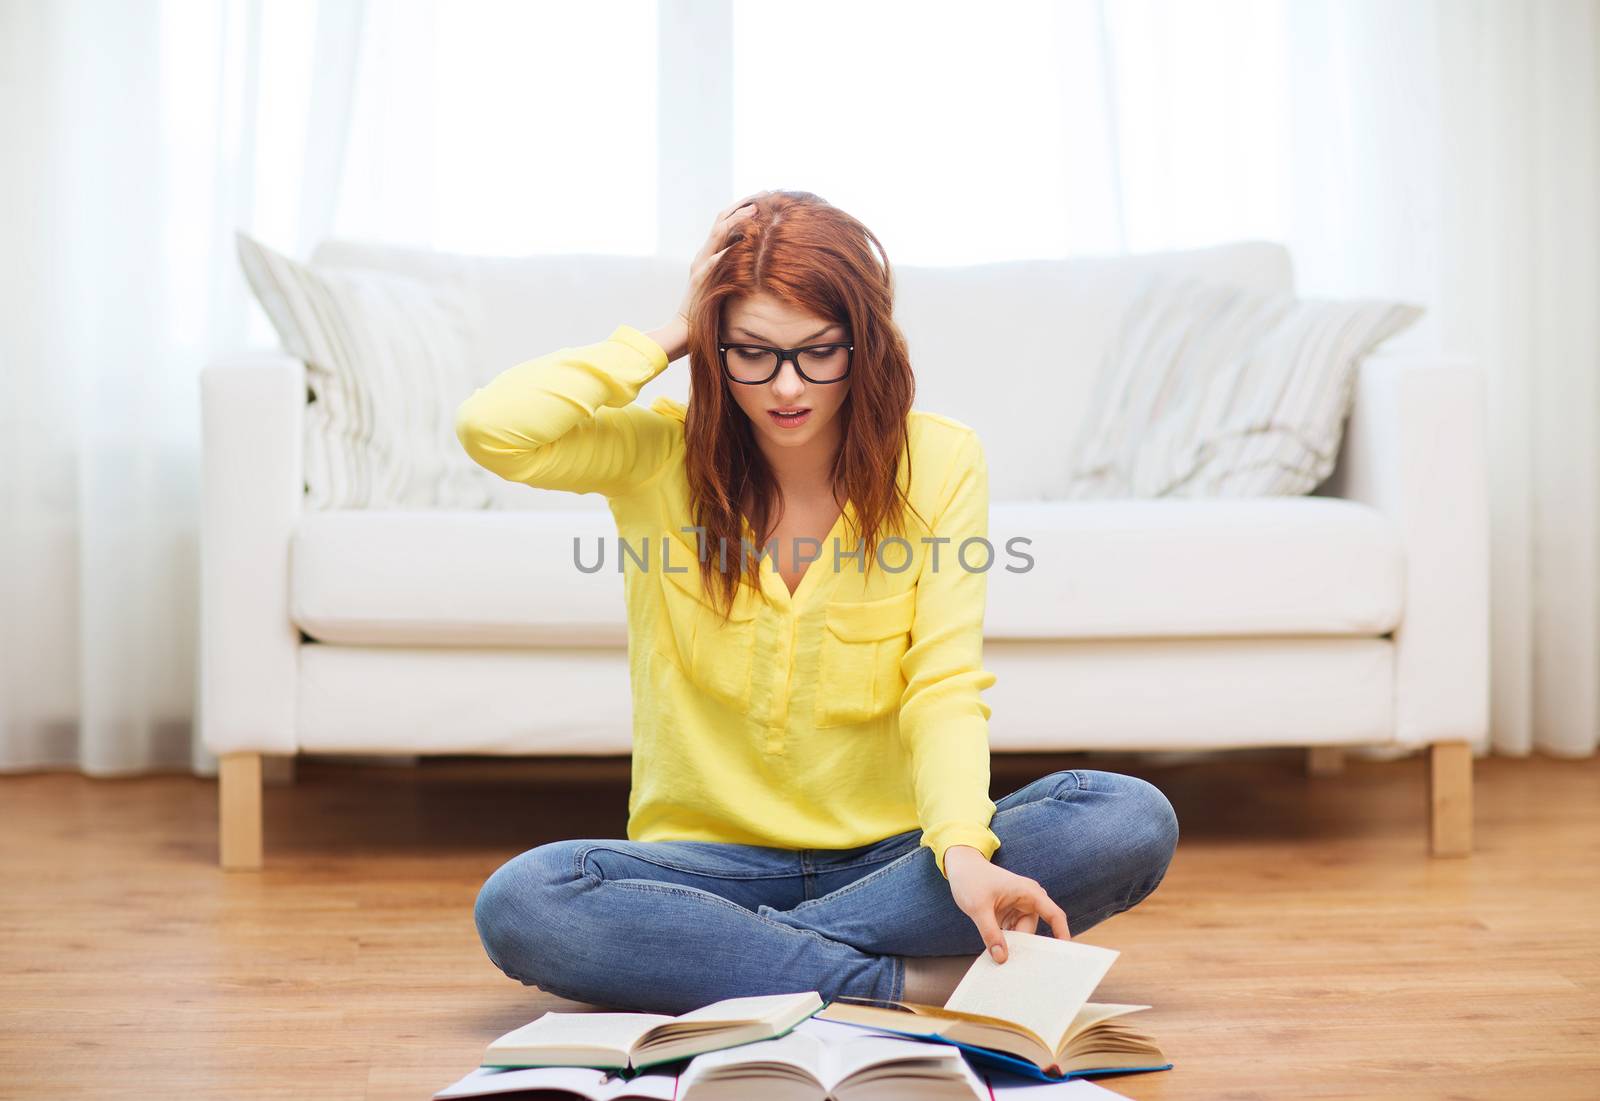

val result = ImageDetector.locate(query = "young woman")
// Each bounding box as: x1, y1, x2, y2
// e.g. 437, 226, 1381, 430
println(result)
458, 191, 1178, 1015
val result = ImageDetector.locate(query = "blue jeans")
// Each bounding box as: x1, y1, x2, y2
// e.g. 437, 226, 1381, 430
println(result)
473, 768, 1179, 1014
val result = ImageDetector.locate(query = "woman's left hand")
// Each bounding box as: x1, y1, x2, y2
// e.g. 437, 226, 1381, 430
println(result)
943, 845, 1071, 963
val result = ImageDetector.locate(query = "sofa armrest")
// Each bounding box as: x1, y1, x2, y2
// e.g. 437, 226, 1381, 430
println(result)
198, 351, 305, 756
1318, 353, 1490, 749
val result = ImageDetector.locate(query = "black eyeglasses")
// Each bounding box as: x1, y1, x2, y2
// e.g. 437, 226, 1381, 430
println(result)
717, 340, 854, 385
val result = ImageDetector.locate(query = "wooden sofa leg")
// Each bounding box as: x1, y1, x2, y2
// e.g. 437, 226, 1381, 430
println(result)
220, 752, 264, 870
1428, 740, 1473, 857
1306, 747, 1345, 775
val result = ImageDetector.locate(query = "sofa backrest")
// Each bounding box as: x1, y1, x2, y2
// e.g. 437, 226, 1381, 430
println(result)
311, 238, 1294, 502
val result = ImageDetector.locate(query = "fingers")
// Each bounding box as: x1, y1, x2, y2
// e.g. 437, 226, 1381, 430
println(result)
717, 198, 760, 227
1039, 893, 1072, 940
1003, 889, 1070, 941
960, 871, 1071, 963
684, 245, 737, 310
722, 206, 757, 240
684, 199, 760, 316
999, 907, 1034, 933
725, 189, 770, 215
692, 201, 757, 268
694, 205, 756, 268
970, 903, 1008, 964
693, 245, 733, 281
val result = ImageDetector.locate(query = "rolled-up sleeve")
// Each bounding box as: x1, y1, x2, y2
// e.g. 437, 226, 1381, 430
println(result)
454, 324, 675, 499
896, 429, 1001, 879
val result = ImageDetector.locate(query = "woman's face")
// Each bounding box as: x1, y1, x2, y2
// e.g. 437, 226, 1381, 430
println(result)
718, 292, 852, 456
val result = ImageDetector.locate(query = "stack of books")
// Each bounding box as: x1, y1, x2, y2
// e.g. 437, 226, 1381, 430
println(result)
433, 931, 1172, 1100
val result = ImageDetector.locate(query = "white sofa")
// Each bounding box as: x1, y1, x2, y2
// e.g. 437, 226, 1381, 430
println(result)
198, 239, 1489, 869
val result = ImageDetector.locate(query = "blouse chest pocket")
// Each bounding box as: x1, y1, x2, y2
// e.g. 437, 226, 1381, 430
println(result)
655, 556, 759, 711
815, 587, 918, 728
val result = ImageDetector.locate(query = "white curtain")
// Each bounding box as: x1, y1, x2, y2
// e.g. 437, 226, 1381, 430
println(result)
0, 0, 366, 775
2, 0, 1594, 776
1284, 0, 1600, 758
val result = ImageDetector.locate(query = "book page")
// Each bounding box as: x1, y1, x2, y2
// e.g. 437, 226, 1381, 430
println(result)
1065, 1002, 1152, 1043
983, 1073, 1132, 1098
435, 1064, 679, 1100
813, 1001, 960, 1039
675, 1025, 825, 1089
487, 1012, 672, 1060
943, 932, 1120, 1056
798, 1017, 969, 1087
671, 991, 821, 1027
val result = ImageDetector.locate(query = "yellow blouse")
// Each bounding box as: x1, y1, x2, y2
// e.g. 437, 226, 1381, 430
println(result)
454, 324, 1001, 878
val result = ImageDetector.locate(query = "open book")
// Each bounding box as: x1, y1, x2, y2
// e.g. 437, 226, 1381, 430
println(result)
675, 1016, 987, 1101
435, 1064, 679, 1100
482, 991, 824, 1073
814, 931, 1171, 1081
434, 1018, 1135, 1100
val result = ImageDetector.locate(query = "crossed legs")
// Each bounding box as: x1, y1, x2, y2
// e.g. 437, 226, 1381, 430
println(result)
473, 768, 1179, 1013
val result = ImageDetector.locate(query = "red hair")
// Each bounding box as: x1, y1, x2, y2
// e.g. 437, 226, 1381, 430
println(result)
681, 190, 928, 619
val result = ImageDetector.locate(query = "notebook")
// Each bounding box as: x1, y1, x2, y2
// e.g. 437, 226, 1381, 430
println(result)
814, 931, 1172, 1082
479, 991, 824, 1073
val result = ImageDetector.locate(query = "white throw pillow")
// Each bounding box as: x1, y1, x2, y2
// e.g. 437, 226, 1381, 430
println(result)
1063, 276, 1423, 498
235, 231, 497, 510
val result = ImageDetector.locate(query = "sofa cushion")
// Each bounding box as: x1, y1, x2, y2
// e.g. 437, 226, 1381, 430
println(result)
237, 232, 500, 510
291, 509, 629, 647
985, 496, 1402, 638
290, 496, 1401, 646
1064, 275, 1423, 499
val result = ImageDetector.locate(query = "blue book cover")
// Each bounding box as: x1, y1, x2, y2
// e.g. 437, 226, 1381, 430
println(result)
818, 933, 1173, 1085
820, 1018, 1174, 1083
812, 928, 1177, 1081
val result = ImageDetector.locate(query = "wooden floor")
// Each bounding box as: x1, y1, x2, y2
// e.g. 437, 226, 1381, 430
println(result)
2, 748, 1596, 1100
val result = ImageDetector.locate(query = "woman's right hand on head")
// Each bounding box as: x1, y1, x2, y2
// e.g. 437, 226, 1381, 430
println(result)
676, 195, 764, 323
